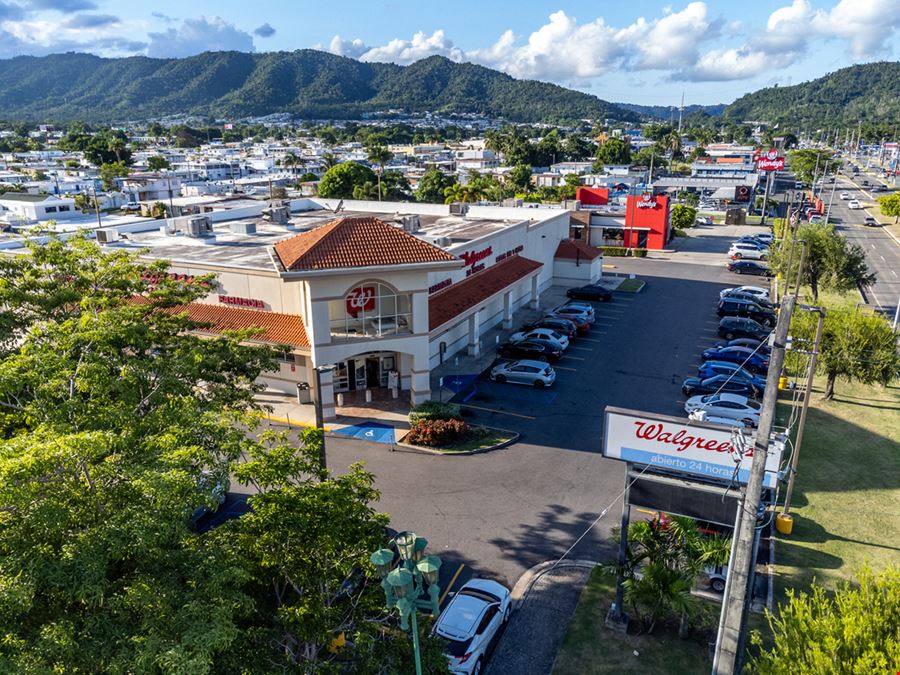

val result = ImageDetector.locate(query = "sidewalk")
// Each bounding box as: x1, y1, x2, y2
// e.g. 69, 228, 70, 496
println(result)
486, 560, 596, 675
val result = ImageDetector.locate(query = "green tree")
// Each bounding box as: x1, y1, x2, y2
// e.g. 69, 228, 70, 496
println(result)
99, 161, 129, 191
769, 222, 875, 302
147, 154, 170, 171
558, 173, 581, 200
749, 567, 900, 674
73, 192, 97, 213
593, 137, 632, 170
788, 149, 840, 183
877, 193, 900, 223
787, 309, 899, 400
415, 167, 453, 203
670, 204, 698, 233
563, 135, 595, 161
366, 142, 392, 201
317, 162, 377, 199
508, 163, 533, 193
297, 172, 318, 183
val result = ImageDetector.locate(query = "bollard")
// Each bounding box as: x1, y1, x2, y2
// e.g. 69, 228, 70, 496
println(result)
337, 393, 344, 407
365, 389, 372, 403
391, 387, 398, 399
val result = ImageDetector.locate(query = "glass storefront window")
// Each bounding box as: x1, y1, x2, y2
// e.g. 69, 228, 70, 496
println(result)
329, 281, 413, 339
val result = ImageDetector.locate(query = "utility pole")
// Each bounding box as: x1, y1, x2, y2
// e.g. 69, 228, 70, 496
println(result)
824, 177, 837, 225
92, 184, 102, 229
781, 307, 826, 517
760, 170, 773, 226
712, 295, 796, 675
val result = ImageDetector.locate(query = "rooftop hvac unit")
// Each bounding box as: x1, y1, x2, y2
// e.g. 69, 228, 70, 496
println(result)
431, 236, 452, 248
229, 221, 257, 235
400, 215, 421, 232
95, 228, 120, 244
449, 202, 469, 216
185, 216, 213, 237
261, 205, 290, 225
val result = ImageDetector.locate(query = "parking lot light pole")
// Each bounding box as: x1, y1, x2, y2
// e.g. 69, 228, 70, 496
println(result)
313, 364, 335, 471
370, 532, 442, 675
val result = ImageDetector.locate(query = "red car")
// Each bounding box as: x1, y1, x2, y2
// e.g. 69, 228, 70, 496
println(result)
545, 310, 590, 333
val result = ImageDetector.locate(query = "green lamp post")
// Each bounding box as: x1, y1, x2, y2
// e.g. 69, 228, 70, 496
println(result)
370, 531, 442, 675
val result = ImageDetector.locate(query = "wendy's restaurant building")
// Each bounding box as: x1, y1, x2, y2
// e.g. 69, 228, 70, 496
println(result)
569, 193, 672, 251
7, 198, 601, 420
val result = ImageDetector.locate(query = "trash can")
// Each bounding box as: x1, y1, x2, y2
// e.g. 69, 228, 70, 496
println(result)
296, 382, 311, 404
775, 513, 793, 535
778, 376, 789, 390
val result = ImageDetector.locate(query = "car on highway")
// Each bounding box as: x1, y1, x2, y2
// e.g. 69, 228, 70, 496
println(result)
697, 361, 766, 394
490, 359, 556, 388
701, 345, 770, 374
718, 316, 771, 341
566, 284, 612, 301
510, 327, 569, 350
727, 260, 773, 276
728, 242, 768, 260
497, 340, 560, 362
433, 578, 511, 675
863, 216, 879, 227
520, 316, 577, 338
684, 392, 762, 426
840, 192, 851, 200
720, 285, 771, 302
848, 199, 861, 209
717, 298, 776, 326
681, 375, 757, 398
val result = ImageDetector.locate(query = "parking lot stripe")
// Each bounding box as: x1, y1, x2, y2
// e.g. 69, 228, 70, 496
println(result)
553, 365, 579, 372
576, 338, 604, 343
458, 404, 537, 420
440, 564, 465, 606
560, 356, 585, 361
568, 346, 594, 351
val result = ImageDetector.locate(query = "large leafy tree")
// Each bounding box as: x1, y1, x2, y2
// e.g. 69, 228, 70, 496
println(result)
99, 160, 130, 190
147, 154, 171, 171
878, 193, 900, 223
787, 149, 841, 183
749, 567, 900, 674
415, 168, 454, 203
769, 222, 875, 302
593, 137, 632, 170
318, 161, 377, 199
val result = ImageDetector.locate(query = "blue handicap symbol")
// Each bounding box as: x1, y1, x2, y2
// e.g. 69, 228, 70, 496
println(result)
441, 373, 478, 394
332, 421, 396, 445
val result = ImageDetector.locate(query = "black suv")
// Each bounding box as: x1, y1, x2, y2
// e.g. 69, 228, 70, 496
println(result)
717, 298, 776, 326
718, 317, 771, 341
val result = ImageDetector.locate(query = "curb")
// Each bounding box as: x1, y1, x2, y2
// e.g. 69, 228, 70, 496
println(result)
394, 427, 520, 456
510, 559, 598, 611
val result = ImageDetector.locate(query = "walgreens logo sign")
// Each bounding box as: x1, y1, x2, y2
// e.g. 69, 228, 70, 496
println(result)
603, 407, 782, 487
346, 286, 376, 315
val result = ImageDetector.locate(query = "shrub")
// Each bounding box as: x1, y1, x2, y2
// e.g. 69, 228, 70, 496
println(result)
632, 248, 648, 258
405, 418, 469, 447
601, 246, 628, 257
408, 400, 461, 425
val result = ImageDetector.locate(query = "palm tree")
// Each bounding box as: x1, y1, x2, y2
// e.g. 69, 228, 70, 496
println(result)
366, 143, 392, 201
321, 153, 338, 170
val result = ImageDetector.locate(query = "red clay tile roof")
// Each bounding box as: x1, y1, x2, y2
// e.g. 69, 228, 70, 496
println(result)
131, 297, 309, 347
554, 239, 603, 261
273, 216, 459, 271
429, 256, 543, 331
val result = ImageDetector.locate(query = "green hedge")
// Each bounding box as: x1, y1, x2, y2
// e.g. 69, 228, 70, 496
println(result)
600, 247, 648, 257
409, 400, 461, 425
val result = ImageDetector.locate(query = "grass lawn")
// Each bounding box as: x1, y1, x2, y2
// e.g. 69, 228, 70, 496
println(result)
552, 569, 771, 674
616, 278, 645, 293
872, 200, 900, 243
773, 377, 900, 596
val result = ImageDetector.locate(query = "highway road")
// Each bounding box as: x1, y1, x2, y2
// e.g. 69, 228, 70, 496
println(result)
820, 169, 900, 316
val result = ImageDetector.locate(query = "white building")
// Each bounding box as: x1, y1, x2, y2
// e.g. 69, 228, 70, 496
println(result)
0, 193, 77, 221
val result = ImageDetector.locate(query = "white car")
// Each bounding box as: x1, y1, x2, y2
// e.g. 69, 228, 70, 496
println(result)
840, 192, 851, 200
728, 242, 767, 261
490, 359, 556, 388
509, 328, 569, 350
688, 410, 747, 428
685, 392, 761, 426
433, 579, 511, 675
848, 200, 861, 209
719, 286, 770, 302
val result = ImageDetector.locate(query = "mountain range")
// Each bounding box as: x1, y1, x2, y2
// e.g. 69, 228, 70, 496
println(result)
613, 102, 727, 120
0, 50, 639, 125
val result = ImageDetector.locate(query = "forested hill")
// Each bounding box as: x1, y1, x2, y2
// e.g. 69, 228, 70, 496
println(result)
614, 102, 726, 120
0, 50, 639, 124
721, 62, 900, 130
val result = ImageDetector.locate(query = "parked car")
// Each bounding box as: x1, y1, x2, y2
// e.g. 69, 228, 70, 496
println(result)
718, 316, 771, 341
521, 316, 577, 338
863, 216, 879, 227
697, 361, 766, 394
509, 328, 569, 350
558, 302, 595, 323
717, 298, 776, 326
735, 236, 770, 249
719, 286, 770, 302
793, 181, 804, 189
190, 470, 230, 528
727, 260, 773, 277
720, 290, 776, 309
490, 360, 556, 388
545, 310, 590, 333
752, 232, 775, 246
433, 578, 511, 675
695, 215, 713, 226
840, 192, 851, 200
848, 199, 861, 209
566, 284, 612, 301
498, 340, 560, 362
728, 242, 768, 260
684, 392, 762, 426
717, 338, 771, 355
682, 375, 757, 398
688, 410, 748, 428
701, 345, 770, 374
808, 214, 823, 224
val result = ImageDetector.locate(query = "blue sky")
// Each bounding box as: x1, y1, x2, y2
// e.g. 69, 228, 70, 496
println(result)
0, 0, 897, 105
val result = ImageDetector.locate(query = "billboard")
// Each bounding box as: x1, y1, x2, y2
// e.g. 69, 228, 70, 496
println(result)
734, 185, 752, 202
756, 148, 785, 171
603, 407, 783, 488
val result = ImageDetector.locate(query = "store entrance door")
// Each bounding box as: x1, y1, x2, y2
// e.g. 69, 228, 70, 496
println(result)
365, 358, 381, 388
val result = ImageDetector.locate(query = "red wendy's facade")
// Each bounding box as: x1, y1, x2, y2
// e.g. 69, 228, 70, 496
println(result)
623, 194, 671, 250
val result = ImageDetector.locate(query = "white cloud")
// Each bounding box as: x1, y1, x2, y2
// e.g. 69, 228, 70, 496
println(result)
811, 0, 900, 58
325, 35, 370, 59
146, 16, 254, 58
359, 30, 464, 64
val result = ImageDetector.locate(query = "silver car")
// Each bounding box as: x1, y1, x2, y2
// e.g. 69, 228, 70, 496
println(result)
490, 359, 556, 388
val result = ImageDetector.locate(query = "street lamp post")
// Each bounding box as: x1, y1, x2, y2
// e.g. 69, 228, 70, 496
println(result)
370, 532, 442, 675
313, 364, 335, 471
